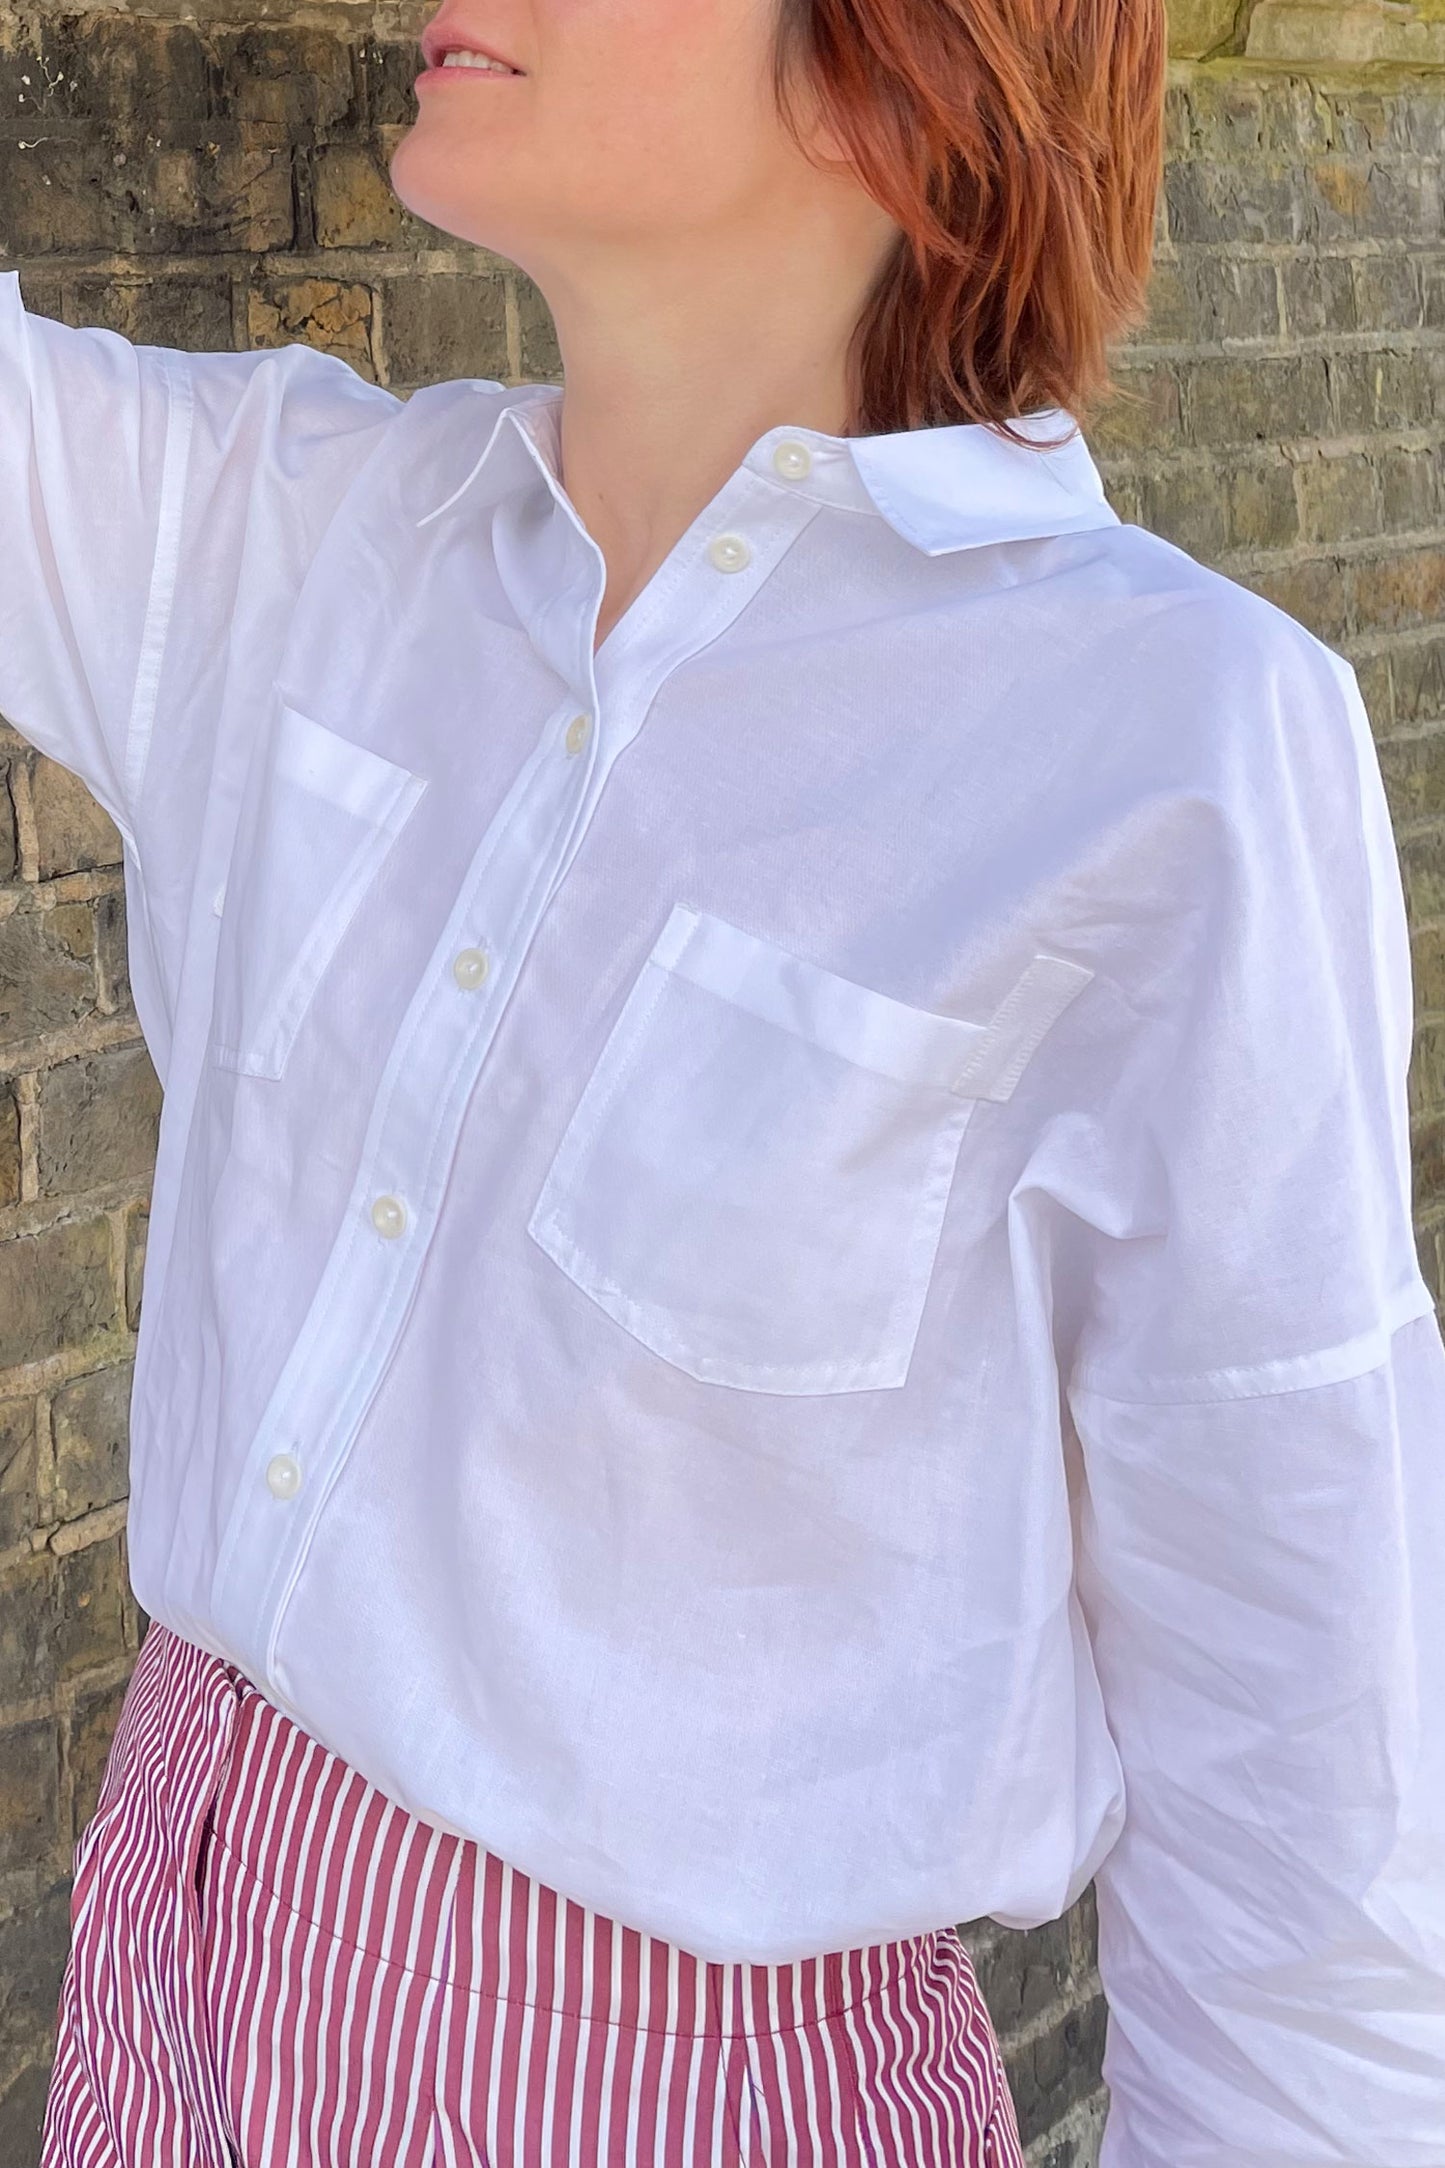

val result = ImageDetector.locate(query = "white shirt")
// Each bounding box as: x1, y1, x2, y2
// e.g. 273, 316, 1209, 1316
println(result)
3, 265, 1443, 2166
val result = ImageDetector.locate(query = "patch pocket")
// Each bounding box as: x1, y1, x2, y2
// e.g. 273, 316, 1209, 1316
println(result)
526, 902, 1093, 1394
211, 698, 428, 1081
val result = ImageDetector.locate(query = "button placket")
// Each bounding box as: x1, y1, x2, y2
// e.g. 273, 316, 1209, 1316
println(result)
212, 686, 605, 1668
214, 479, 826, 1677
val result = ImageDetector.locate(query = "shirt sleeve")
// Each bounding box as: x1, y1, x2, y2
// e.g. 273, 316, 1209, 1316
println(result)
0, 268, 182, 843
0, 269, 400, 1076
1061, 614, 1445, 2166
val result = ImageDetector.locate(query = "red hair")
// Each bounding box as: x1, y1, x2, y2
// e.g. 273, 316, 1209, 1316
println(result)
772, 0, 1168, 441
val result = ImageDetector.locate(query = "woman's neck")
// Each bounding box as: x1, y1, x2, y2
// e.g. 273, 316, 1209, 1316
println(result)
531, 210, 899, 650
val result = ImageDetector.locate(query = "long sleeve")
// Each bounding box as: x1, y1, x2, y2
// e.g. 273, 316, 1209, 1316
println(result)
0, 269, 400, 1075
0, 269, 184, 844
1062, 620, 1445, 2164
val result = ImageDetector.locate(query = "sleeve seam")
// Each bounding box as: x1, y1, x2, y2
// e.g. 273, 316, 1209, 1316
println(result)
1067, 1273, 1438, 1406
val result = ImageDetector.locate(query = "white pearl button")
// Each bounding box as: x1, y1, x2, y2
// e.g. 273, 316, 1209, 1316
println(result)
266, 1453, 302, 1500
564, 712, 591, 756
453, 946, 490, 990
370, 1192, 407, 1238
708, 533, 752, 574
772, 440, 812, 480
212, 883, 226, 916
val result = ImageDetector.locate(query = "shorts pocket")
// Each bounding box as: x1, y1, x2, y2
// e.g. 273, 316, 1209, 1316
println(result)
526, 901, 1093, 1394
211, 696, 428, 1081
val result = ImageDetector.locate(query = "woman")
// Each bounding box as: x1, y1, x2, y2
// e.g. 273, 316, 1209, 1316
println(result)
6, 0, 1443, 2161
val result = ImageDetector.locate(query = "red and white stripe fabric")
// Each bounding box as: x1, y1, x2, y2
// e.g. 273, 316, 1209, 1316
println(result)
42, 1620, 1027, 2167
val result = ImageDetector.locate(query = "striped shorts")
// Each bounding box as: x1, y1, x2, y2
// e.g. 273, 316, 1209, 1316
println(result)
41, 1619, 1027, 2167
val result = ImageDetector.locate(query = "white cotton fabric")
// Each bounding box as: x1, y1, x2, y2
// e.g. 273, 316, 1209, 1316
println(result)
2, 266, 1442, 2165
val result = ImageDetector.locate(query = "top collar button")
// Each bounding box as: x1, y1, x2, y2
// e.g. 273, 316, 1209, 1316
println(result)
772, 440, 813, 480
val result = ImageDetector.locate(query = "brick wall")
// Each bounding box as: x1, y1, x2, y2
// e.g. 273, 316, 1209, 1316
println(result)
1, 4, 1442, 2162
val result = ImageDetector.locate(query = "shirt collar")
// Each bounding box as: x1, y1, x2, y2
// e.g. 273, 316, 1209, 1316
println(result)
406, 381, 1119, 557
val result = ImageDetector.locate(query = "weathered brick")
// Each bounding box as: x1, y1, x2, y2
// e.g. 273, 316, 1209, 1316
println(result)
1308, 158, 1442, 245
0, 903, 97, 1048
248, 278, 375, 379
94, 891, 132, 1021
1141, 253, 1280, 345
1243, 556, 1351, 646
1295, 454, 1382, 545
1351, 547, 1445, 634
1281, 253, 1357, 337
1389, 88, 1445, 159
0, 1536, 126, 1707
377, 273, 509, 388
973, 1910, 1079, 2036
517, 275, 563, 382
0, 1718, 59, 1873
1165, 160, 1305, 246
0, 1879, 70, 2074
1006, 1992, 1110, 2149
1351, 648, 1393, 728
0, 1555, 53, 1710
1228, 458, 1299, 550
53, 1537, 128, 1682
0, 1074, 19, 1209
1414, 1114, 1445, 1207
1385, 731, 1445, 832
0, 13, 208, 128
1086, 364, 1182, 457
0, 1216, 117, 1372
30, 758, 122, 883
1393, 636, 1445, 727
1331, 346, 1443, 434
66, 1670, 130, 1840
0, 2059, 58, 2168
1412, 921, 1445, 1012
1401, 830, 1445, 927
210, 26, 359, 133
1185, 353, 1331, 445
1257, 75, 1336, 161
35, 1044, 161, 1198
365, 34, 429, 128
0, 135, 295, 259
51, 1364, 132, 1522
1351, 253, 1425, 331
1032, 2096, 1111, 2168
147, 139, 297, 256
0, 1397, 40, 1554
313, 141, 414, 249
1410, 1022, 1445, 1120
63, 275, 235, 355
1378, 446, 1440, 534
1424, 255, 1445, 329
1179, 76, 1270, 159
0, 764, 16, 884
1168, 0, 1242, 61
1139, 463, 1229, 558
124, 1205, 148, 1334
